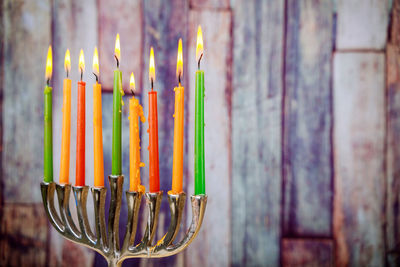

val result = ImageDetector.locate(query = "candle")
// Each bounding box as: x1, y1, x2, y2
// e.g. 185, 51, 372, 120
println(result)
59, 49, 71, 184
75, 49, 86, 186
129, 73, 145, 192
194, 26, 205, 195
148, 47, 160, 193
44, 46, 53, 183
112, 34, 123, 176
93, 47, 104, 187
171, 39, 184, 194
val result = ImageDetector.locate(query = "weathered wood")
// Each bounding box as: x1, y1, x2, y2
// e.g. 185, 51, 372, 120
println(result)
50, 0, 97, 265
0, 204, 48, 266
231, 0, 283, 266
140, 0, 188, 266
186, 10, 232, 267
333, 52, 385, 266
283, 0, 333, 237
282, 238, 333, 267
386, 43, 400, 266
336, 0, 390, 50
2, 0, 51, 202
390, 0, 400, 47
190, 0, 230, 10
98, 0, 143, 92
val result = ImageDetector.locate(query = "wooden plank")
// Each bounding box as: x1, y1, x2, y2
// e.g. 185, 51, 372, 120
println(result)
2, 0, 51, 202
98, 0, 143, 92
333, 52, 385, 266
139, 0, 188, 266
386, 43, 400, 265
186, 10, 231, 267
190, 0, 230, 10
386, 2, 400, 265
50, 0, 97, 265
282, 238, 333, 267
283, 0, 333, 237
231, 0, 283, 266
0, 204, 48, 266
336, 0, 390, 50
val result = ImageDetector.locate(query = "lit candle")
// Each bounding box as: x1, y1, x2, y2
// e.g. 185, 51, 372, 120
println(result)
129, 73, 145, 192
59, 49, 71, 184
75, 49, 86, 186
148, 47, 160, 193
194, 26, 205, 195
171, 39, 184, 194
93, 47, 104, 187
44, 46, 53, 183
112, 34, 123, 176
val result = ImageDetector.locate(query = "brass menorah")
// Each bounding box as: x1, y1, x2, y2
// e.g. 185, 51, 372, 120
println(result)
40, 174, 207, 267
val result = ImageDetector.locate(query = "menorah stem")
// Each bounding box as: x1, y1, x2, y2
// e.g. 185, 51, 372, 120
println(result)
73, 186, 96, 243
143, 192, 163, 245
107, 175, 124, 254
56, 184, 80, 238
122, 191, 143, 250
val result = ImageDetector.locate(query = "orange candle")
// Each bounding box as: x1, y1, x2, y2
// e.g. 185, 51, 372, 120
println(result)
93, 47, 104, 187
59, 49, 71, 184
129, 73, 146, 192
171, 39, 184, 194
148, 47, 160, 193
76, 49, 86, 187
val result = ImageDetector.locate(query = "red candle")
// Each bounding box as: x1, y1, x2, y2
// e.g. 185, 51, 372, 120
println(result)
148, 47, 160, 193
76, 49, 86, 187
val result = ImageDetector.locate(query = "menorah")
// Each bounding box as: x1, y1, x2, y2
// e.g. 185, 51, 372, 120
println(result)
40, 174, 207, 267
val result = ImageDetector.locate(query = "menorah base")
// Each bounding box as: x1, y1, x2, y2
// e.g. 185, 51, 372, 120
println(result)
40, 175, 207, 266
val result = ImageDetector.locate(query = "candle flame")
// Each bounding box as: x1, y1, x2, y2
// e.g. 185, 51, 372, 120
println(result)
93, 46, 99, 78
130, 72, 135, 93
196, 25, 203, 64
64, 49, 71, 75
176, 38, 183, 82
45, 45, 52, 81
115, 33, 120, 64
79, 49, 85, 75
149, 47, 155, 83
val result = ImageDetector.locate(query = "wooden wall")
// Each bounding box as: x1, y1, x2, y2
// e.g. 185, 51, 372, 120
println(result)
0, 0, 398, 266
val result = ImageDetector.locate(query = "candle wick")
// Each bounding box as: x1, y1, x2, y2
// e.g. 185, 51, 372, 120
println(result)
131, 89, 135, 96
80, 68, 83, 81
198, 53, 203, 70
93, 72, 99, 82
151, 78, 154, 91
46, 78, 50, 86
67, 70, 69, 78
114, 55, 119, 68
178, 73, 182, 85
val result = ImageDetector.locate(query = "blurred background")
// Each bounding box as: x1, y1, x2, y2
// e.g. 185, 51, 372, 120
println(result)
0, 0, 398, 266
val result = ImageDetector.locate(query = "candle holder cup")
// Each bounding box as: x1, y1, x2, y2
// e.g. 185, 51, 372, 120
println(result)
40, 175, 207, 267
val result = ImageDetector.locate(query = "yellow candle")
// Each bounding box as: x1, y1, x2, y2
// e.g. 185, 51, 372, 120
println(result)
93, 47, 104, 187
171, 39, 184, 194
129, 73, 146, 192
59, 49, 71, 184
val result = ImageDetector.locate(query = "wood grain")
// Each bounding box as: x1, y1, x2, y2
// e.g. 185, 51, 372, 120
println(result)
0, 204, 48, 266
98, 0, 143, 93
283, 0, 333, 237
139, 0, 188, 266
186, 9, 232, 267
2, 0, 51, 202
50, 0, 97, 265
190, 0, 230, 10
282, 238, 333, 267
231, 0, 284, 266
336, 0, 390, 50
333, 52, 385, 266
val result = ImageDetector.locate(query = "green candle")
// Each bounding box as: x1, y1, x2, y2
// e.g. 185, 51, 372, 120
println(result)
112, 34, 122, 175
194, 26, 205, 195
44, 46, 53, 182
